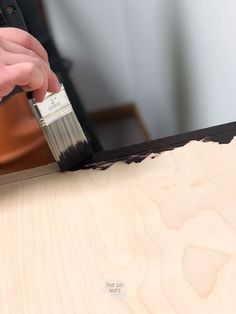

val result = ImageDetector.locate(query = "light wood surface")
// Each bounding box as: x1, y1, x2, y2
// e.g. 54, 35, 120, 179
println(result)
0, 163, 58, 186
0, 139, 236, 313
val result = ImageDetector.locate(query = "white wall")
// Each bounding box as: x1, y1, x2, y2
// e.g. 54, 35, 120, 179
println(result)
176, 0, 236, 131
43, 0, 236, 138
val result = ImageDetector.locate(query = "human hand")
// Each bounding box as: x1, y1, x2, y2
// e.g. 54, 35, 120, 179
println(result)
0, 27, 61, 102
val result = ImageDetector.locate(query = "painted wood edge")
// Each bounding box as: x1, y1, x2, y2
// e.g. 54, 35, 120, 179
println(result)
0, 163, 59, 186
81, 121, 236, 170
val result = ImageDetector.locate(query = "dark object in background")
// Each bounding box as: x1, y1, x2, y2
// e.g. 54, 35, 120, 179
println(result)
1, 0, 102, 152
89, 103, 150, 150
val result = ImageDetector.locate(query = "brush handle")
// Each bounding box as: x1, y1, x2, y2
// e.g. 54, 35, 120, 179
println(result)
0, 86, 25, 103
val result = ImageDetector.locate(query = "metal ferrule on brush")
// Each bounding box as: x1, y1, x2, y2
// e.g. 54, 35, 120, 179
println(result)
29, 84, 92, 171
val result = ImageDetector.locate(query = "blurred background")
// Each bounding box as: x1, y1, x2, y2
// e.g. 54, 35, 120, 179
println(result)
42, 0, 236, 149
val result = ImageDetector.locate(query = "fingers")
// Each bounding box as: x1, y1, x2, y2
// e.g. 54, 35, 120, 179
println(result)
2, 50, 52, 79
48, 71, 61, 93
0, 63, 44, 98
1, 51, 60, 102
0, 38, 42, 60
0, 27, 48, 62
0, 28, 61, 101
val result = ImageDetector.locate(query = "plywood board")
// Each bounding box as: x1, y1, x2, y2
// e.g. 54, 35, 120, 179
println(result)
0, 138, 236, 313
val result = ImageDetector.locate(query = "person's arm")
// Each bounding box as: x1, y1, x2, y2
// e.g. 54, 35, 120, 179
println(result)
0, 27, 60, 102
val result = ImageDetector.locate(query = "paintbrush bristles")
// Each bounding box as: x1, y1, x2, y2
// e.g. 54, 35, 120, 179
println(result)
29, 85, 92, 171
42, 112, 88, 162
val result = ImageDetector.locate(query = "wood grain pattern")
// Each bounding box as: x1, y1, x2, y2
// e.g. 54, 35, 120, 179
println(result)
0, 138, 236, 313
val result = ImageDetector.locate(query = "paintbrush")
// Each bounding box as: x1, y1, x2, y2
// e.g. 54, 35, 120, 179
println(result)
0, 0, 92, 171
28, 86, 92, 171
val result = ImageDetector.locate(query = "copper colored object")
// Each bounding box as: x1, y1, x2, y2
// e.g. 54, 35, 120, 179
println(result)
0, 92, 55, 175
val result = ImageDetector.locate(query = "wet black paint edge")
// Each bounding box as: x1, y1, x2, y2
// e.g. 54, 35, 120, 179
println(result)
77, 121, 236, 170
58, 141, 92, 172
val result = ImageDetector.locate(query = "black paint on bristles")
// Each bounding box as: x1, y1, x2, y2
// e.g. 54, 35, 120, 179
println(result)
58, 141, 92, 172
